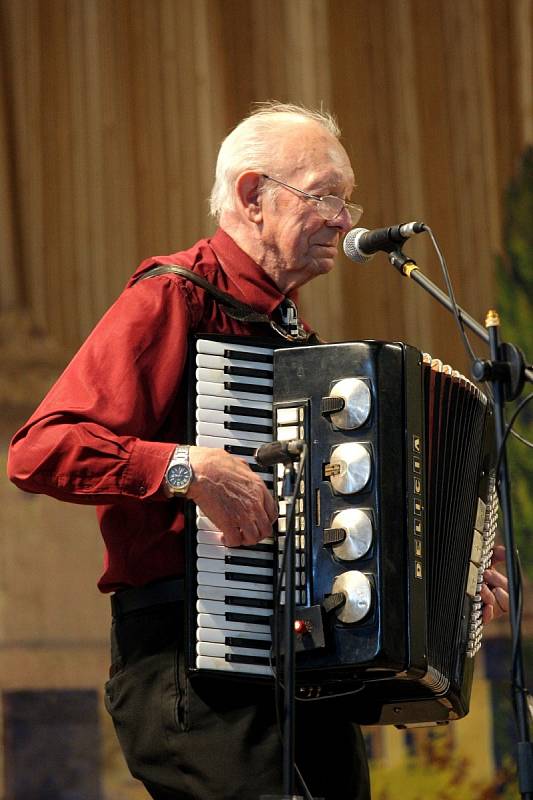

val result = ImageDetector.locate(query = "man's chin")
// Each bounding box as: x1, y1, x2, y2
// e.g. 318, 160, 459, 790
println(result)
315, 255, 336, 274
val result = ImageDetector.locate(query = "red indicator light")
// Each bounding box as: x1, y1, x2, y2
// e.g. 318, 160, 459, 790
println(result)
294, 619, 306, 635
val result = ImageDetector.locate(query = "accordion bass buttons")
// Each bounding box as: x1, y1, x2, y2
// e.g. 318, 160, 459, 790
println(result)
332, 571, 372, 623
326, 442, 371, 495
329, 509, 373, 561
323, 378, 371, 430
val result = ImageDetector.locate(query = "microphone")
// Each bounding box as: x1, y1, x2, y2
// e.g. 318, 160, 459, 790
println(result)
343, 221, 425, 263
255, 439, 305, 467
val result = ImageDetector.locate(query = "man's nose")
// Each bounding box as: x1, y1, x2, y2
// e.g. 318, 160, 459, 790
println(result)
326, 208, 352, 234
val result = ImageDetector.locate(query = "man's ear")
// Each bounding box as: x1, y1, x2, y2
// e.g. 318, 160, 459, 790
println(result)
235, 172, 263, 223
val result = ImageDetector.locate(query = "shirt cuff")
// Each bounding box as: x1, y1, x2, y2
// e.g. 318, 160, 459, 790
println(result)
121, 440, 176, 499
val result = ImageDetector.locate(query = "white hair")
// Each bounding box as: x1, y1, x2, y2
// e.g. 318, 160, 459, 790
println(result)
209, 101, 342, 220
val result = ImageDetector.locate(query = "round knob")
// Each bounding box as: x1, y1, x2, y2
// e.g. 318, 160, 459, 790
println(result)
332, 571, 372, 623
328, 378, 371, 430
330, 508, 373, 560
328, 442, 371, 495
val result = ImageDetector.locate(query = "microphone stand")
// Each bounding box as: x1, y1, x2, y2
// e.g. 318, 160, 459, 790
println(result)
281, 460, 299, 799
388, 248, 533, 798
262, 449, 308, 800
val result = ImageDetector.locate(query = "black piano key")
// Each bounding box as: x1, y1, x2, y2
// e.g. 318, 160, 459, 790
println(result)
224, 381, 271, 395
225, 637, 271, 650
225, 555, 272, 568
225, 572, 273, 585
224, 444, 259, 456
226, 653, 271, 666
224, 404, 272, 419
249, 463, 273, 479
224, 349, 273, 364
225, 595, 273, 609
226, 612, 271, 625
224, 365, 272, 380
224, 421, 272, 435
236, 542, 274, 554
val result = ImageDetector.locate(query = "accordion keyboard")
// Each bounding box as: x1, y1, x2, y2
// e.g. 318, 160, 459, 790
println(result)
193, 337, 276, 676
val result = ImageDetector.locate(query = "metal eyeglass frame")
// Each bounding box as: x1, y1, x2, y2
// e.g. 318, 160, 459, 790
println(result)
262, 174, 363, 226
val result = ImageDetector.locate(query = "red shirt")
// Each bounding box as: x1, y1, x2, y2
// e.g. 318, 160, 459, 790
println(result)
7, 229, 294, 591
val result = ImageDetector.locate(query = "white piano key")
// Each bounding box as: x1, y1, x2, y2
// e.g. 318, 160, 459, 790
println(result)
197, 395, 272, 413
196, 367, 273, 389
196, 407, 272, 428
198, 571, 272, 591
196, 520, 221, 536
196, 353, 273, 374
196, 529, 275, 548
197, 542, 273, 559
196, 420, 272, 443
197, 612, 269, 633
197, 599, 272, 617
196, 655, 272, 676
197, 584, 273, 602
197, 641, 269, 660
197, 339, 274, 359
196, 433, 265, 452
197, 381, 273, 402
197, 558, 273, 577
197, 544, 273, 561
198, 628, 271, 644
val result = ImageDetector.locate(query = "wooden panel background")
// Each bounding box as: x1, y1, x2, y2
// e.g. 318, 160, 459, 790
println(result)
1, 0, 531, 385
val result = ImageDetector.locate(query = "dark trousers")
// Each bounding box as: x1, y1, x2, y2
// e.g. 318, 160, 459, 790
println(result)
104, 597, 371, 800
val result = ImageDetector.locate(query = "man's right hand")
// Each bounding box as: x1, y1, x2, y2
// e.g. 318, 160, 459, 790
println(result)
186, 446, 278, 548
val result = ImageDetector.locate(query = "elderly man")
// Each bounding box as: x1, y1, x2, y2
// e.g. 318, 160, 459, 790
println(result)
8, 103, 507, 800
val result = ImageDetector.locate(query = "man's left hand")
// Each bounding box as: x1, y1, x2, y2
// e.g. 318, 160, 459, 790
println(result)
481, 545, 509, 624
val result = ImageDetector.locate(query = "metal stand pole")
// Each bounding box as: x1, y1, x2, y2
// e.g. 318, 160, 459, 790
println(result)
486, 313, 533, 799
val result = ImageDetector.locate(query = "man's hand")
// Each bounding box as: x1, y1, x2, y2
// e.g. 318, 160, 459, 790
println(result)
481, 545, 509, 624
187, 446, 277, 548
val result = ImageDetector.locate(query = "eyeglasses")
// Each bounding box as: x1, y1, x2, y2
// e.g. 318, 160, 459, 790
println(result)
262, 174, 363, 226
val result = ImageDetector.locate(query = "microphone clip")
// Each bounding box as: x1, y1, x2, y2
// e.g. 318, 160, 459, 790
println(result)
388, 249, 418, 274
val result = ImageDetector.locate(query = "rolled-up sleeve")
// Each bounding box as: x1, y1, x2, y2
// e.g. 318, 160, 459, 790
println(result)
7, 276, 189, 504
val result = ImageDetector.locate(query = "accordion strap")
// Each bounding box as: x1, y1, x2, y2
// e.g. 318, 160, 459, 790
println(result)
133, 263, 311, 342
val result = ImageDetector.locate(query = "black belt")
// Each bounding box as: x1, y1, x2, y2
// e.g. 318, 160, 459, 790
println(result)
111, 577, 184, 618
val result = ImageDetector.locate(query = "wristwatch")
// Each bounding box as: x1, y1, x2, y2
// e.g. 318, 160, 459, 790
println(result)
164, 446, 193, 496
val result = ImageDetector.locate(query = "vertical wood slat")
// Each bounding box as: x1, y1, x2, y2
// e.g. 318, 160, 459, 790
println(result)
284, 0, 341, 340
0, 11, 18, 310
67, 0, 93, 340
514, 0, 533, 146
4, 0, 46, 331
382, 0, 432, 352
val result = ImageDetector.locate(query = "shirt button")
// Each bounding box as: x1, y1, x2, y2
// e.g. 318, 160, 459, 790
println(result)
138, 485, 146, 496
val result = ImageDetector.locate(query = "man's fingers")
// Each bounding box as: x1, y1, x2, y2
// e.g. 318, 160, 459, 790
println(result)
492, 586, 509, 614
221, 521, 266, 548
491, 545, 506, 565
483, 567, 508, 591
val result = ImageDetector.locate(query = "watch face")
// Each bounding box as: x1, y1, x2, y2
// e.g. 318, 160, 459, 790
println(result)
167, 464, 191, 489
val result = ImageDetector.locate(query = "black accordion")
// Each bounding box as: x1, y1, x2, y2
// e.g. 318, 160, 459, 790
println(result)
186, 335, 498, 727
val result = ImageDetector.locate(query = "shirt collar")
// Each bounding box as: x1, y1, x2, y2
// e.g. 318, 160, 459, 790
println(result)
210, 228, 298, 316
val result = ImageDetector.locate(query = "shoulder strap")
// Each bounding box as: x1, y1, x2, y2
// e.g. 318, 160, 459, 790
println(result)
132, 263, 312, 342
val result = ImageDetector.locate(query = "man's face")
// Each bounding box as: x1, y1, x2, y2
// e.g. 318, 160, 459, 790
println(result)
259, 125, 355, 294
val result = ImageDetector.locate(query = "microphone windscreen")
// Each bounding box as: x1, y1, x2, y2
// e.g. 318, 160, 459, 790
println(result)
342, 229, 373, 263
